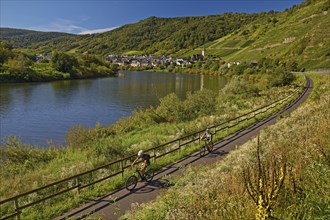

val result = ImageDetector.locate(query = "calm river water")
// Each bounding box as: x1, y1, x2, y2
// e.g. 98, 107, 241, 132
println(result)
0, 71, 227, 146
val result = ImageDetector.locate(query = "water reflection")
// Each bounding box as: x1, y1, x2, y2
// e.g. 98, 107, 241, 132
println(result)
0, 85, 13, 116
0, 83, 37, 116
0, 71, 227, 145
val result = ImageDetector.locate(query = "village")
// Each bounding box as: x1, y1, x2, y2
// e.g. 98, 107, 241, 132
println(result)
35, 47, 248, 70
105, 48, 207, 68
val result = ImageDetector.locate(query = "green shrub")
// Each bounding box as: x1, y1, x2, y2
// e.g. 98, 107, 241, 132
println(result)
155, 93, 182, 123
222, 77, 260, 96
267, 69, 296, 87
181, 89, 217, 121
0, 137, 60, 177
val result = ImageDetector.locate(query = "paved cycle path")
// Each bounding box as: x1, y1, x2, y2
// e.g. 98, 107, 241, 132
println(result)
55, 77, 313, 220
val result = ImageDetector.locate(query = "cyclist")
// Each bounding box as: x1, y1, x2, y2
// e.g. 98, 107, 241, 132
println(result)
131, 150, 150, 177
201, 128, 212, 147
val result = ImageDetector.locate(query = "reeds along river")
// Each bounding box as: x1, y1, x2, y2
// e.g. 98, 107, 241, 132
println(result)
0, 71, 227, 146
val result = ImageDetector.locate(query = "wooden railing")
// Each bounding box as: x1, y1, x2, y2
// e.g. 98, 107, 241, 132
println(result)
0, 78, 309, 220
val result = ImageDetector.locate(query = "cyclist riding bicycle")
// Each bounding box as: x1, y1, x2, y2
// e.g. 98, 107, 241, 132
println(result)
201, 128, 212, 145
131, 150, 150, 176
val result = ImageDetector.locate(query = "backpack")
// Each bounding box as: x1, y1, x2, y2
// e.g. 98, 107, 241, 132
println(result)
143, 154, 151, 165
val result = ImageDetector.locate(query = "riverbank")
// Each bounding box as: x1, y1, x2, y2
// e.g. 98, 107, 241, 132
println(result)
0, 44, 118, 83
0, 65, 118, 84
0, 73, 305, 219
0, 71, 227, 146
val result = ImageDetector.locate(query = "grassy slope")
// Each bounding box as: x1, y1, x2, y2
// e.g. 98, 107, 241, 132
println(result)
120, 73, 330, 219
184, 0, 330, 70
0, 75, 305, 219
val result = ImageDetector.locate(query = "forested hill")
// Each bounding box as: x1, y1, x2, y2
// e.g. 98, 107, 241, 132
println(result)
0, 28, 73, 48
0, 13, 266, 55
1, 0, 329, 70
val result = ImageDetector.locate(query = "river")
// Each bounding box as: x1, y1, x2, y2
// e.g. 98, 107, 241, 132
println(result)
0, 71, 227, 146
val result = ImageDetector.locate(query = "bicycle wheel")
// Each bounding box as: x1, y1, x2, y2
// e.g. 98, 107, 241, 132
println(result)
207, 142, 214, 152
199, 146, 206, 157
125, 175, 138, 191
144, 169, 154, 182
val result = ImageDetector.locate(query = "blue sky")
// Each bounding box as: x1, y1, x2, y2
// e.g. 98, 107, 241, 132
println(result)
1, 0, 304, 34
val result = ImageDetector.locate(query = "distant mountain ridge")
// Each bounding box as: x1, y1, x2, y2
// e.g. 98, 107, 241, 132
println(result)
0, 28, 73, 48
0, 13, 266, 55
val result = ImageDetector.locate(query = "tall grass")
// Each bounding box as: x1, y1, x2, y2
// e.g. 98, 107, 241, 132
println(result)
0, 73, 305, 219
120, 73, 330, 219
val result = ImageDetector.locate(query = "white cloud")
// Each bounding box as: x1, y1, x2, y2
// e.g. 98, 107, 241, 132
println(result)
28, 18, 119, 35
29, 19, 87, 34
78, 26, 119, 35
50, 19, 85, 33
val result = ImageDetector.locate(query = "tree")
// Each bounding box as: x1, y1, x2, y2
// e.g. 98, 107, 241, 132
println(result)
51, 52, 78, 74
268, 69, 296, 87
0, 41, 13, 66
155, 93, 182, 122
194, 60, 202, 69
81, 54, 103, 67
7, 53, 32, 70
286, 60, 298, 72
233, 62, 250, 75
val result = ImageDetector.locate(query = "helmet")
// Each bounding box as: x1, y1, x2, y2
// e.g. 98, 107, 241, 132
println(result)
138, 150, 144, 157
206, 128, 210, 132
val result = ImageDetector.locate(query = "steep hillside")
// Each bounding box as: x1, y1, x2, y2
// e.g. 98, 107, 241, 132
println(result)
0, 28, 72, 48
2, 13, 265, 55
186, 0, 330, 69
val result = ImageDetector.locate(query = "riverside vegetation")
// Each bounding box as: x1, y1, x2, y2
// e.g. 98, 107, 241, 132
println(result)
120, 73, 330, 220
0, 41, 118, 83
0, 71, 304, 219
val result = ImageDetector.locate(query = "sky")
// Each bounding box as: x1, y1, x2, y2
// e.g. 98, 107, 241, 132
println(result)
1, 0, 305, 35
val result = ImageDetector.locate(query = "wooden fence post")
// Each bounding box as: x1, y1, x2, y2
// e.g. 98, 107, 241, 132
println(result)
14, 198, 20, 220
153, 149, 156, 163
120, 160, 124, 178
75, 177, 80, 196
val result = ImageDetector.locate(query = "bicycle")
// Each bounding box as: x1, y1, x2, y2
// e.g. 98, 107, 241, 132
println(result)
125, 167, 154, 191
199, 138, 214, 156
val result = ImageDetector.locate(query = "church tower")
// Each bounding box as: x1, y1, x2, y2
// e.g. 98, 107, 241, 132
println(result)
202, 47, 206, 57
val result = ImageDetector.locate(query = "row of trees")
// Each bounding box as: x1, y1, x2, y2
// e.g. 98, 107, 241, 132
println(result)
0, 41, 118, 83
